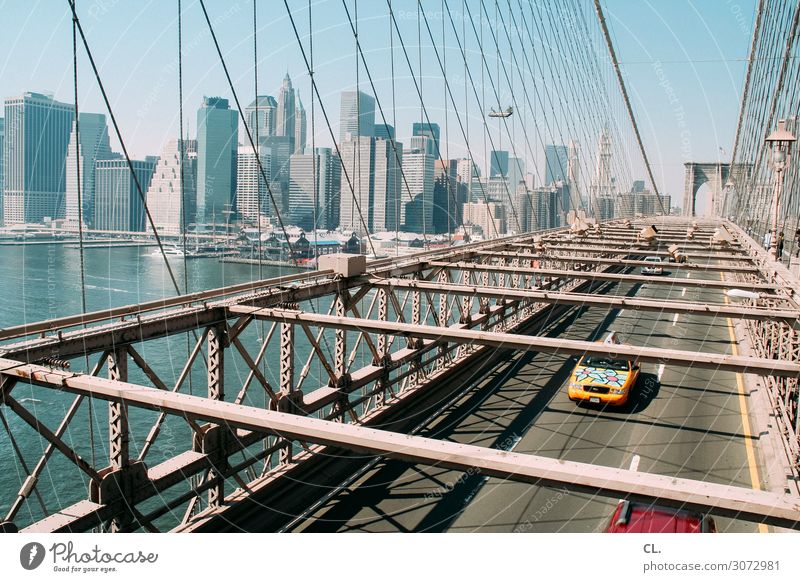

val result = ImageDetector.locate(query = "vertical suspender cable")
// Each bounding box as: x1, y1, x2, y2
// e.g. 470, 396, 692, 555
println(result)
178, 0, 188, 291
252, 0, 264, 281
71, 0, 96, 470
390, 0, 398, 256
67, 0, 184, 295
309, 0, 318, 263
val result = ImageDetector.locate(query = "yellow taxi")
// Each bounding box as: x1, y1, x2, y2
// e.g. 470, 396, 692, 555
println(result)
567, 332, 639, 406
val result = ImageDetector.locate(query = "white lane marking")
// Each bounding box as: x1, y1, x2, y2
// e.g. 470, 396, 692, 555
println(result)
628, 455, 641, 472
657, 363, 665, 381
681, 287, 686, 297
672, 313, 679, 326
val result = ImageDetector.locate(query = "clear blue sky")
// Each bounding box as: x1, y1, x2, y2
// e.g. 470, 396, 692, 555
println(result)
605, 0, 756, 210
0, 0, 756, 209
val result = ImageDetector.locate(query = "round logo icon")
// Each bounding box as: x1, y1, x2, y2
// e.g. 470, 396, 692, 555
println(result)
20, 542, 46, 570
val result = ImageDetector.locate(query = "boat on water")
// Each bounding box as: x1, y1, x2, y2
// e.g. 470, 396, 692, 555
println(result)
149, 245, 186, 257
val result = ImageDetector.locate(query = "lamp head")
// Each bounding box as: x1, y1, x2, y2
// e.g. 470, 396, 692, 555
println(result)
766, 120, 796, 164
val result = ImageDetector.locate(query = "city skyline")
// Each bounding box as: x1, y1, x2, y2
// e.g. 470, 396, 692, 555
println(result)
0, 1, 755, 208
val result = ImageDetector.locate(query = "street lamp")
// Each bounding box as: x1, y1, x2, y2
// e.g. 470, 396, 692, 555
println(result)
725, 288, 762, 300
765, 119, 796, 260
723, 179, 735, 220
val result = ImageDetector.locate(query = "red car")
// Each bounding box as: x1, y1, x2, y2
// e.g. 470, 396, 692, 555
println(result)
606, 500, 717, 533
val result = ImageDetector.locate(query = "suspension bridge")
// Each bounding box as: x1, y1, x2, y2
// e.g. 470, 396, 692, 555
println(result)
0, 0, 799, 534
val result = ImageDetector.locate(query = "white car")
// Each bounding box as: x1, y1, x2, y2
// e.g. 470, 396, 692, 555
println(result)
641, 256, 663, 275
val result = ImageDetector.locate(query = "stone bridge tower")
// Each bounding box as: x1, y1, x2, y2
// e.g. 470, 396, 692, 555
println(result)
683, 162, 749, 217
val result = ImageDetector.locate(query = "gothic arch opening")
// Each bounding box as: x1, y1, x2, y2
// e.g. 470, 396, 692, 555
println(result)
694, 183, 713, 216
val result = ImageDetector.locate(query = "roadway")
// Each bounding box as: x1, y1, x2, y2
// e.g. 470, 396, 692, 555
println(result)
288, 262, 766, 533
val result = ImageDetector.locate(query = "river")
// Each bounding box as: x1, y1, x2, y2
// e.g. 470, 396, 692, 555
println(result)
0, 243, 314, 529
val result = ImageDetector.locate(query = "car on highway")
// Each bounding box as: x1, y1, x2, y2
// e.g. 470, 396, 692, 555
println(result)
605, 500, 717, 533
567, 332, 639, 406
641, 256, 664, 275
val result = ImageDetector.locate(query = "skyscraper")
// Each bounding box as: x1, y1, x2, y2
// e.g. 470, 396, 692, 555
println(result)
590, 128, 615, 219
65, 112, 113, 228
288, 147, 342, 231
287, 153, 313, 229
244, 95, 277, 141
3, 92, 74, 224
412, 122, 441, 159
294, 93, 306, 154
409, 135, 436, 157
318, 148, 342, 230
338, 135, 400, 234
529, 187, 555, 230
402, 137, 434, 234
568, 140, 580, 206
339, 90, 375, 143
0, 118, 4, 225
433, 159, 465, 234
236, 145, 270, 223
93, 158, 156, 231
338, 134, 374, 235
261, 134, 294, 216
489, 149, 509, 178
375, 138, 402, 234
463, 201, 505, 237
374, 124, 395, 141
276, 73, 296, 146
514, 181, 531, 233
196, 96, 238, 225
146, 139, 197, 234
508, 157, 526, 192
544, 144, 569, 185
454, 158, 481, 202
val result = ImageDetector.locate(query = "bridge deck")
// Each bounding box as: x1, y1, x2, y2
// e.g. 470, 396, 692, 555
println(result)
284, 266, 767, 532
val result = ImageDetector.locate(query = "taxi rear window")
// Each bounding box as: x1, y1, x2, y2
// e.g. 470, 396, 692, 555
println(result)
582, 356, 629, 369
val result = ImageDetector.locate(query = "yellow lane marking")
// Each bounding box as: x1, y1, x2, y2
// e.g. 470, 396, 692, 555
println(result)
722, 275, 769, 533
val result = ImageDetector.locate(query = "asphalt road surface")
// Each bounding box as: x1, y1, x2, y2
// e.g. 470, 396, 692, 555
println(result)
290, 264, 765, 533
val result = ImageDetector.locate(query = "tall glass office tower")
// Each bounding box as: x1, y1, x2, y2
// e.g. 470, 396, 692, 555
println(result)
196, 96, 238, 226
544, 144, 569, 185
3, 92, 74, 224
339, 90, 375, 143
65, 112, 113, 228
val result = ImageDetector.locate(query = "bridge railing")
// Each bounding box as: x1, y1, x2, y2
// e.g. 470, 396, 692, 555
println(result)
726, 219, 800, 493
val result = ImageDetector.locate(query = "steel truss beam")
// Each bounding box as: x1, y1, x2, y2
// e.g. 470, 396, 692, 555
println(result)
528, 236, 747, 256
368, 277, 798, 321
507, 242, 752, 259
1, 358, 797, 530
230, 307, 800, 377
478, 251, 762, 273
425, 260, 780, 291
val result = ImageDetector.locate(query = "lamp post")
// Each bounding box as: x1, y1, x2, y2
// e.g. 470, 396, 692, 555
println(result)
765, 119, 796, 261
723, 179, 735, 221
